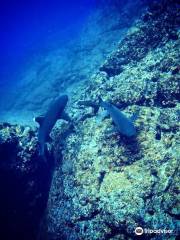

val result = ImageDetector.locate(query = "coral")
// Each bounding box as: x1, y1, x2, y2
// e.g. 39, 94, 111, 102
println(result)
40, 0, 180, 239
0, 123, 53, 240
100, 0, 180, 77
0, 0, 178, 239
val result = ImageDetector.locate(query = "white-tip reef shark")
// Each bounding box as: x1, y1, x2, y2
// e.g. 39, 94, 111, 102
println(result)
35, 94, 70, 157
79, 97, 138, 137
98, 97, 137, 137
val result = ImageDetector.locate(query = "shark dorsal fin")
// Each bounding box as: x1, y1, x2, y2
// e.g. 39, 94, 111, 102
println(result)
35, 115, 45, 125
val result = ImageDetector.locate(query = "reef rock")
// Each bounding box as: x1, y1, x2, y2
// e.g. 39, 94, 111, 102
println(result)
0, 123, 53, 240
40, 0, 180, 239
100, 0, 180, 77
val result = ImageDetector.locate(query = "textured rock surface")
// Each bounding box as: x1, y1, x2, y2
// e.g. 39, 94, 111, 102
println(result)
0, 123, 53, 240
100, 0, 180, 77
40, 1, 180, 239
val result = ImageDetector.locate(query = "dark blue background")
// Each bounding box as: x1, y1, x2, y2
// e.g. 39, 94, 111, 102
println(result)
0, 0, 96, 84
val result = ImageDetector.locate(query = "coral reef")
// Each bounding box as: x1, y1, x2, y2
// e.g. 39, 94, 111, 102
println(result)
100, 0, 180, 77
0, 0, 179, 240
0, 123, 53, 240
40, 0, 180, 239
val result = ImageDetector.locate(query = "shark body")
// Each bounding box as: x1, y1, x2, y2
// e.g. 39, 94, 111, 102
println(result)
35, 95, 69, 156
99, 98, 137, 137
79, 97, 137, 137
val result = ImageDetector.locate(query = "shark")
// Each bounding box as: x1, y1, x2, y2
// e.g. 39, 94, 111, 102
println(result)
79, 97, 138, 137
34, 94, 70, 157
98, 97, 137, 137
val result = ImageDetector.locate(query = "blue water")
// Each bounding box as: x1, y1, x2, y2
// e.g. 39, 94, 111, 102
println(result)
0, 0, 147, 125
0, 0, 95, 87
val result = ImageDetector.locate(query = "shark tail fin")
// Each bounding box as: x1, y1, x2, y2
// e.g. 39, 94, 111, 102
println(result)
39, 144, 47, 162
78, 100, 99, 114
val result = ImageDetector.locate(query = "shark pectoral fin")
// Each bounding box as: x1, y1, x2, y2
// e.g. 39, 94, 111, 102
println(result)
100, 110, 109, 120
106, 125, 118, 135
34, 115, 45, 125
78, 100, 99, 114
61, 111, 71, 122
96, 110, 109, 124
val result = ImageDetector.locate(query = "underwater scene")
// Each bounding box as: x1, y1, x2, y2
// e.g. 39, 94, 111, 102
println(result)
0, 0, 179, 239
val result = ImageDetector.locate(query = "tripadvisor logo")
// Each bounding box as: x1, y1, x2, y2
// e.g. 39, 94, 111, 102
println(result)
135, 227, 144, 235
134, 226, 174, 236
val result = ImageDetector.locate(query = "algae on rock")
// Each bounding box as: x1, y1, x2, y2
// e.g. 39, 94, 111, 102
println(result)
40, 0, 180, 239
0, 123, 54, 240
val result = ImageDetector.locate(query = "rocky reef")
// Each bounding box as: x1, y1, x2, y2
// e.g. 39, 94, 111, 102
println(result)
39, 0, 180, 239
0, 123, 54, 240
100, 0, 180, 77
0, 0, 179, 240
